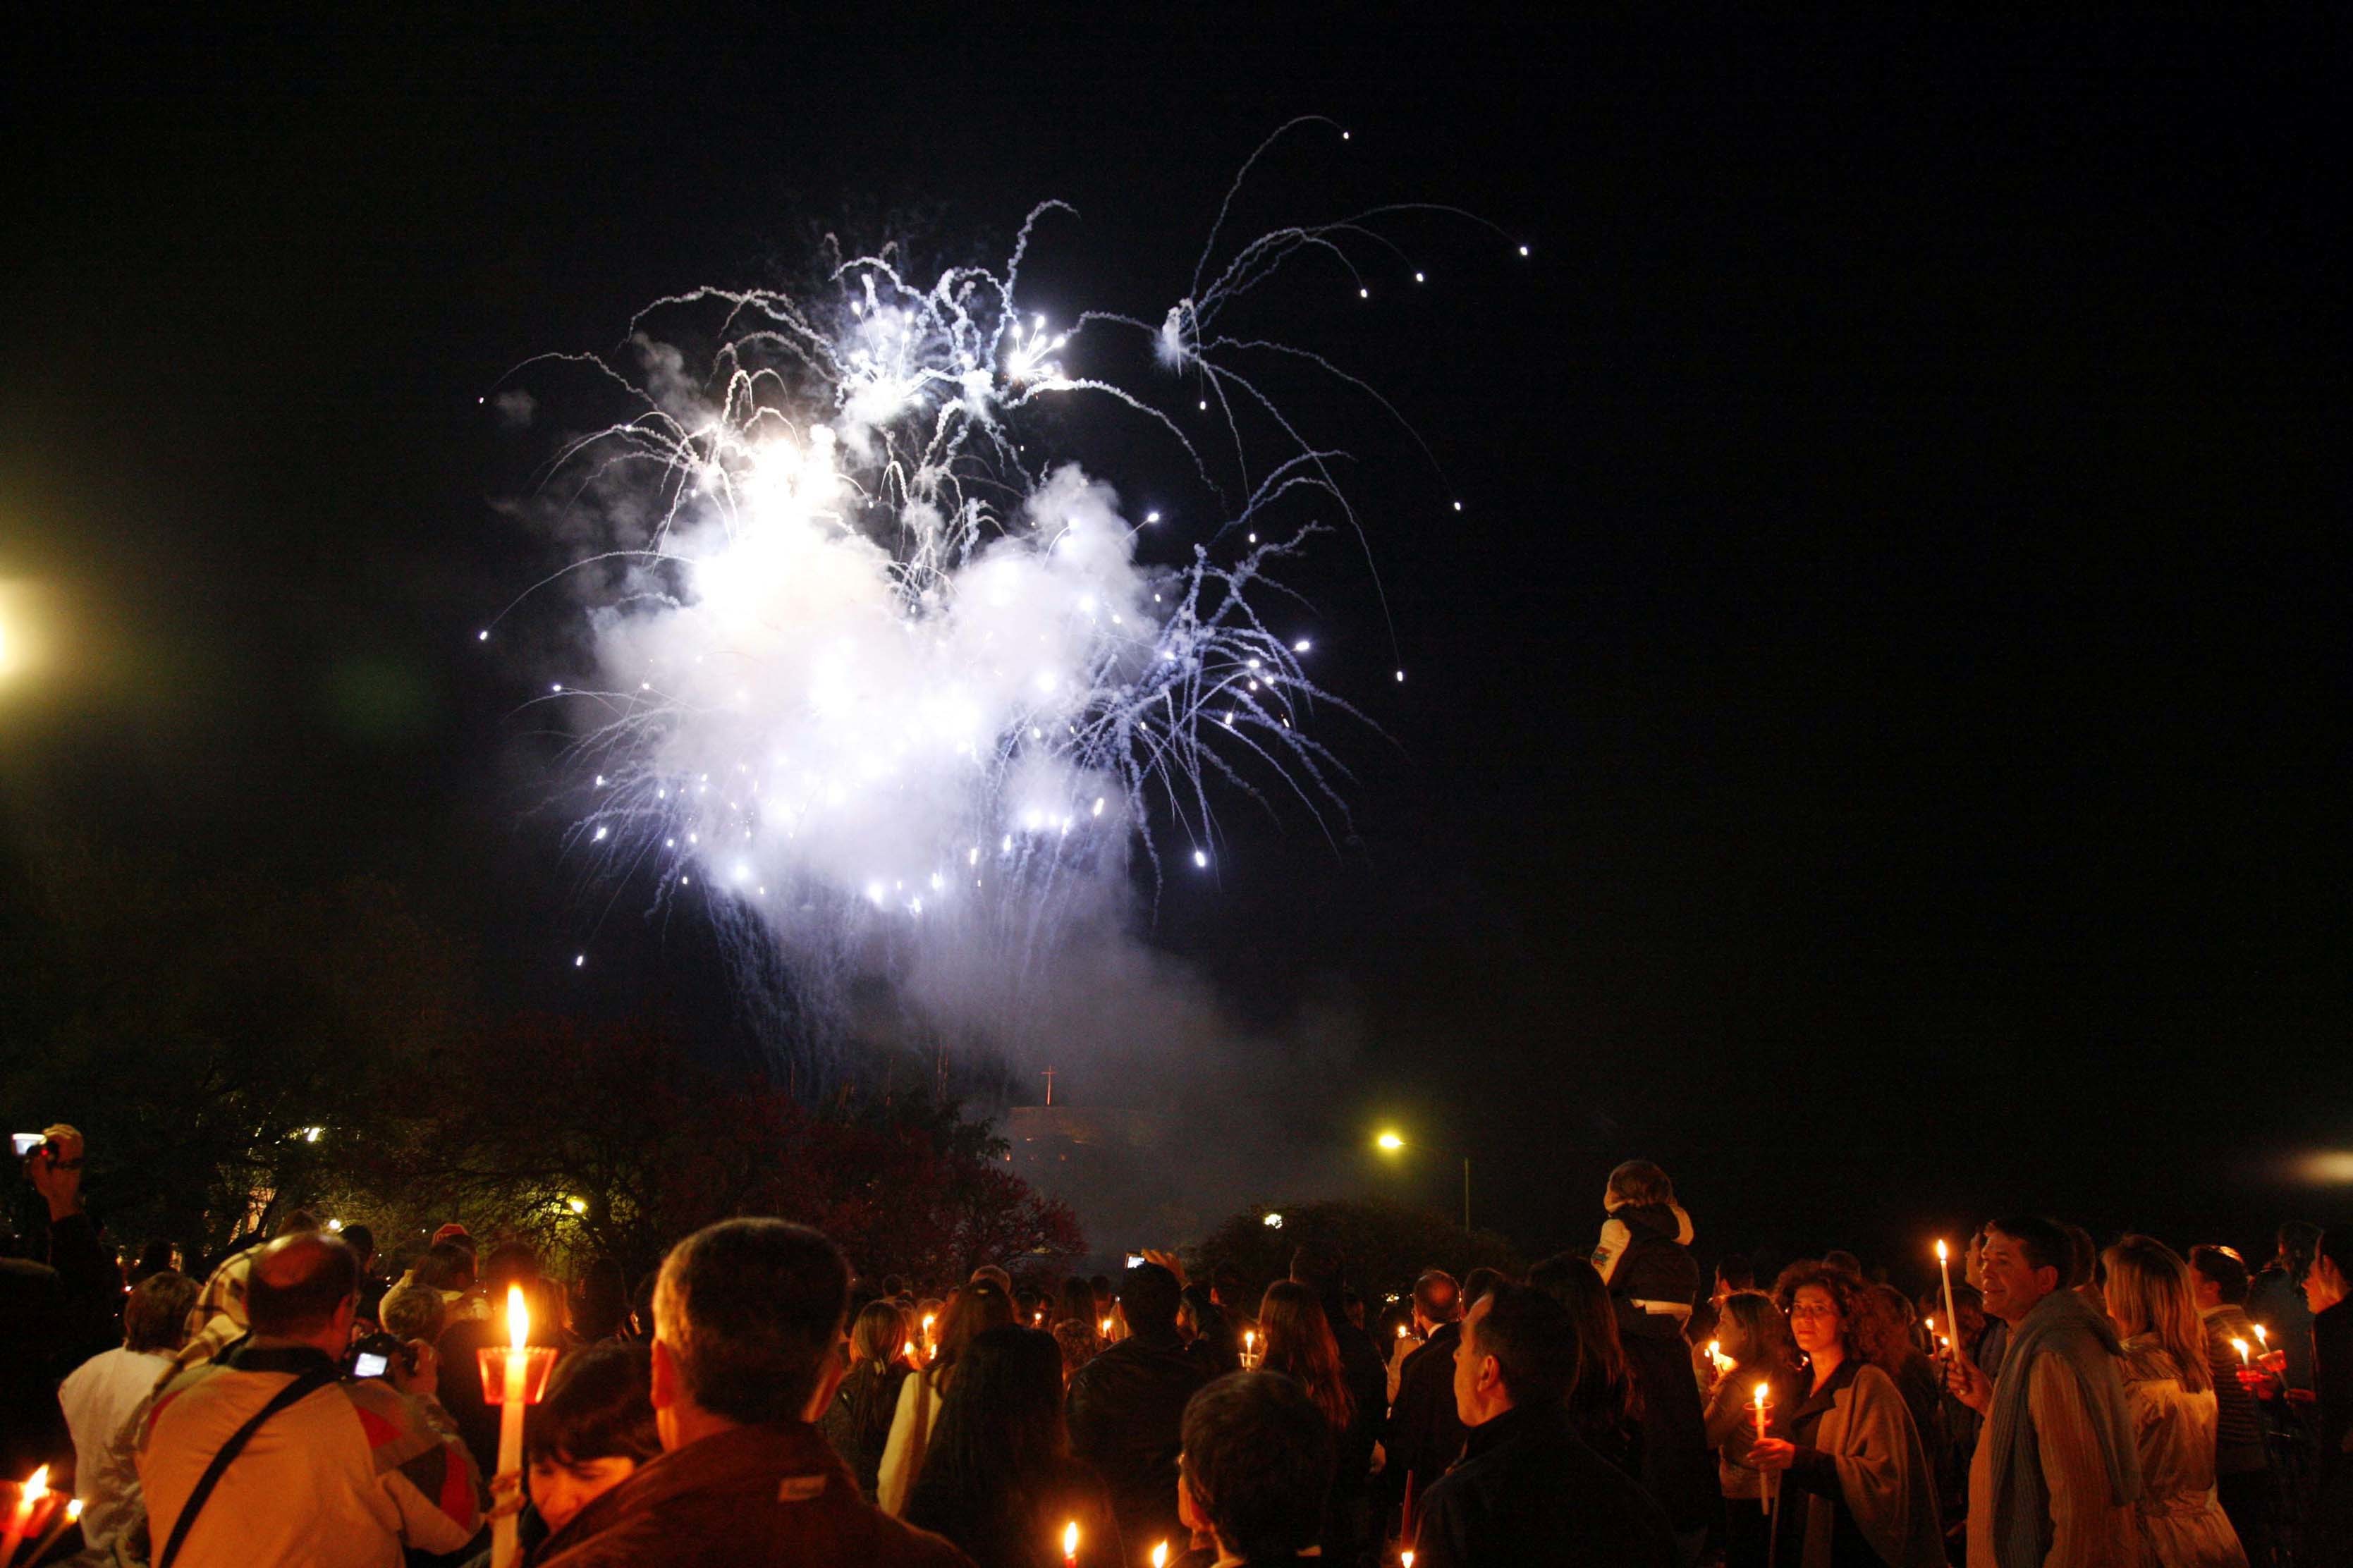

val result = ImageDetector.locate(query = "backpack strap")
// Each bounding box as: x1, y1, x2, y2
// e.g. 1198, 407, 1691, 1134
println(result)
157, 1361, 341, 1568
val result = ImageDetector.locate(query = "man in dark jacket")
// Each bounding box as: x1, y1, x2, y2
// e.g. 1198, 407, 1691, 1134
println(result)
1416, 1283, 1676, 1567
1381, 1269, 1466, 1539
1065, 1260, 1209, 1564
537, 1218, 969, 1568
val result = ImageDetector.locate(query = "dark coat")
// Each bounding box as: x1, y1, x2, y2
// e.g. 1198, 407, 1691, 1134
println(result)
0, 1211, 118, 1474
1414, 1402, 1679, 1568
534, 1420, 972, 1568
821, 1357, 910, 1502
1381, 1322, 1465, 1531
1064, 1329, 1211, 1557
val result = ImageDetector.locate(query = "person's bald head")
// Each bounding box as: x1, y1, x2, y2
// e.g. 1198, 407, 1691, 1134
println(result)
247, 1232, 360, 1345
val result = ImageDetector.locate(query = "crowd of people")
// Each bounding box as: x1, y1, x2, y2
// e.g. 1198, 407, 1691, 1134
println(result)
4, 1127, 2351, 1568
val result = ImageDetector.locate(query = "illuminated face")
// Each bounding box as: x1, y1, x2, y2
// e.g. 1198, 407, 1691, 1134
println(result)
1787, 1286, 1842, 1358
1979, 1230, 2055, 1325
529, 1454, 640, 1533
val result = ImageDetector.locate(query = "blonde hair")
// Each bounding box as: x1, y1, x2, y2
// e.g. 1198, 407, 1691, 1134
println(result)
2101, 1234, 2211, 1394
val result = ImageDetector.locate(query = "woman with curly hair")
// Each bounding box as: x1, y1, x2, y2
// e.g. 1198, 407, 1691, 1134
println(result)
2101, 1235, 2248, 1567
1750, 1261, 1943, 1567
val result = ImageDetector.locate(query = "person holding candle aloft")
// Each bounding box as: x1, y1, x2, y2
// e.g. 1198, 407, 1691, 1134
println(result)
1703, 1291, 1804, 1568
1749, 1263, 1945, 1568
1943, 1215, 2139, 1568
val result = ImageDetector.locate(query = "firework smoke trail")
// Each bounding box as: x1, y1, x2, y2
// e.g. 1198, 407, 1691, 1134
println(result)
492, 119, 1520, 1067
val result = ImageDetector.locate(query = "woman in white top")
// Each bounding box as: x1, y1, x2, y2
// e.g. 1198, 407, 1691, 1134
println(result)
876, 1279, 1016, 1515
61, 1271, 199, 1558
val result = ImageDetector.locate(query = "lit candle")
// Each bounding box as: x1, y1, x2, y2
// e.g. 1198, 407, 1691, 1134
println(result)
1753, 1381, 1772, 1515
2231, 1337, 2251, 1368
1242, 1328, 1256, 1367
1708, 1339, 1735, 1376
1099, 1316, 1113, 1340
1, 1466, 50, 1566
1151, 1543, 1168, 1568
1062, 1519, 1080, 1568
1402, 1553, 1416, 1568
1935, 1240, 1960, 1366
492, 1287, 529, 1568
903, 1338, 919, 1366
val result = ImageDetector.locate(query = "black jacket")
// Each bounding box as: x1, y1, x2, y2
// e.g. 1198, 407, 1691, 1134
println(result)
1381, 1323, 1465, 1529
1065, 1329, 1210, 1557
1414, 1402, 1678, 1568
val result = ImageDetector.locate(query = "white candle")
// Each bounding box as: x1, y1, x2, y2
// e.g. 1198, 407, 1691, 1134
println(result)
1752, 1382, 1771, 1514
492, 1287, 529, 1568
1936, 1240, 1960, 1364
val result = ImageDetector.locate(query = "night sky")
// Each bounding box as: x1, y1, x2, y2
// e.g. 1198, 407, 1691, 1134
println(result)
4, 11, 2343, 1271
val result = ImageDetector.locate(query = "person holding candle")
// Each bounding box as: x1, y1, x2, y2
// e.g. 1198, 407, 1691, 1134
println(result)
1701, 1290, 1804, 1568
1943, 1215, 2139, 1568
2184, 1244, 2271, 1560
904, 1325, 1120, 1568
136, 1231, 486, 1568
1748, 1263, 1945, 1568
2096, 1236, 2248, 1568
484, 1340, 663, 1562
881, 1280, 1017, 1515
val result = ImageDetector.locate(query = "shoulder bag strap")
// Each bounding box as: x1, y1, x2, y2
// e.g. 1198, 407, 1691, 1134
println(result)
157, 1362, 341, 1568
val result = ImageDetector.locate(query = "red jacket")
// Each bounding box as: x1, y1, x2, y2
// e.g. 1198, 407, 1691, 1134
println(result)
534, 1420, 972, 1568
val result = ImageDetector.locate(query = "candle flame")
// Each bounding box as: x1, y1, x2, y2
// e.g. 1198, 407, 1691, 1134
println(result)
1063, 1519, 1080, 1556
1398, 1323, 1410, 1338
1936, 1239, 1950, 1261
922, 1313, 935, 1334
2231, 1337, 2251, 1365
1099, 1318, 1112, 1336
1151, 1544, 1168, 1568
22, 1465, 49, 1504
2255, 1325, 2268, 1345
66, 1498, 82, 1522
507, 1285, 529, 1352
1753, 1380, 1769, 1411
1402, 1552, 1416, 1568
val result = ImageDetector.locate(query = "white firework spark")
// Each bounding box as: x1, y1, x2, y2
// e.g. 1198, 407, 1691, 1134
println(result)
492, 118, 1518, 1041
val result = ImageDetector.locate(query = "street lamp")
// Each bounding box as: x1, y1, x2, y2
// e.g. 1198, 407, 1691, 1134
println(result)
1374, 1129, 1472, 1232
